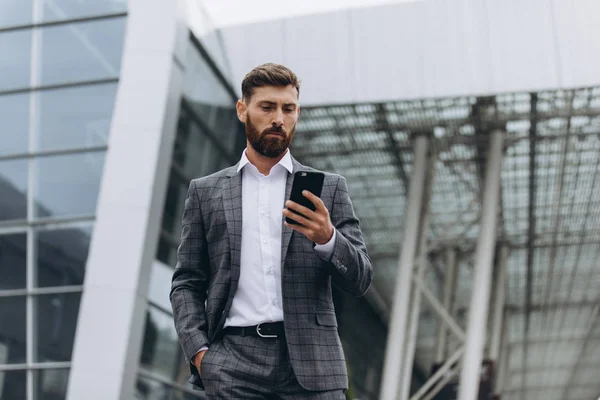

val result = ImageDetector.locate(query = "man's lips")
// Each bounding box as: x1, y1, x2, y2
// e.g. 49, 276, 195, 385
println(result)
266, 132, 285, 137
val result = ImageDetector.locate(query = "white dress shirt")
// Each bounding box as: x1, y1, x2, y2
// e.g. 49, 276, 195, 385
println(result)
224, 149, 336, 328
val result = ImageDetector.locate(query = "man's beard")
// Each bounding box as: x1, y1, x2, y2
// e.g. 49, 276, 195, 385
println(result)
245, 114, 295, 158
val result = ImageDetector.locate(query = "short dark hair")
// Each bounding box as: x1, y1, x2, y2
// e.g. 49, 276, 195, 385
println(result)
241, 63, 301, 101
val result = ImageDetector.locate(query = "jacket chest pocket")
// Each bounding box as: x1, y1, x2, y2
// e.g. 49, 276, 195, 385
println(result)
316, 308, 338, 327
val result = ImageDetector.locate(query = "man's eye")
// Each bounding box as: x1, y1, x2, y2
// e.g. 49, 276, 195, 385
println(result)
262, 106, 273, 111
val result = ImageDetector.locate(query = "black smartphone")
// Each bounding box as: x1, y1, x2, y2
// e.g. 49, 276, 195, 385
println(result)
285, 171, 325, 225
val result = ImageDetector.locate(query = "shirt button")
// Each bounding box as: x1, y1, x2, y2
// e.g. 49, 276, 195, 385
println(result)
272, 300, 277, 305
263, 240, 268, 245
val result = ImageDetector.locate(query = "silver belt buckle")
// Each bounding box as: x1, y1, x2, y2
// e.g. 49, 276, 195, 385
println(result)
256, 323, 278, 338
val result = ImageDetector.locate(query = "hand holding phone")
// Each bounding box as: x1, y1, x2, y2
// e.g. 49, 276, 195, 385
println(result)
283, 171, 334, 245
285, 171, 325, 225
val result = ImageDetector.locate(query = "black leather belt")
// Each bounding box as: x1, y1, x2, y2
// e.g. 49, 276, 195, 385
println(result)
222, 322, 284, 338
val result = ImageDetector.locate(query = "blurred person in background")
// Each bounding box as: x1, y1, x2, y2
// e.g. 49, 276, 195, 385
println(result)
170, 63, 372, 399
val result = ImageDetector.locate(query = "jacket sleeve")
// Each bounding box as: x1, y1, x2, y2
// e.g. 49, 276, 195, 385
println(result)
317, 175, 373, 297
169, 179, 210, 375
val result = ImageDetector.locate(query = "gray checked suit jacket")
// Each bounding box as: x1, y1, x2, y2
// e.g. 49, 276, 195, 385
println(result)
170, 156, 373, 391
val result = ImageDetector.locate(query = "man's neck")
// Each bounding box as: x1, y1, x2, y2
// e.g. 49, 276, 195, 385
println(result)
246, 145, 287, 176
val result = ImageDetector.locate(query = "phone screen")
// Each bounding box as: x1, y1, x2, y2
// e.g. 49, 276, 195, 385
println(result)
285, 171, 325, 225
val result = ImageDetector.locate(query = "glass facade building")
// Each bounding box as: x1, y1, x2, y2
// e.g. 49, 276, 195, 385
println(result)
0, 1, 127, 399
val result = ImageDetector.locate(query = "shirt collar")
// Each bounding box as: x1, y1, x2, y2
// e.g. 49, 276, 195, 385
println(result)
237, 148, 293, 174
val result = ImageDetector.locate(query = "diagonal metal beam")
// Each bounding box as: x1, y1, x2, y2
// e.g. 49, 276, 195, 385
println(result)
412, 274, 466, 342
409, 347, 464, 400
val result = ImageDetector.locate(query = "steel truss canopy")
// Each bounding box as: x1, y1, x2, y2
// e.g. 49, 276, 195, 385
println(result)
292, 86, 600, 400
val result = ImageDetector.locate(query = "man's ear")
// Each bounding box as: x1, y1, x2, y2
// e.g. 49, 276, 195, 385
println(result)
236, 99, 247, 123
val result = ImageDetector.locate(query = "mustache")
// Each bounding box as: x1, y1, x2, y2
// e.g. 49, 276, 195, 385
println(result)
263, 126, 286, 135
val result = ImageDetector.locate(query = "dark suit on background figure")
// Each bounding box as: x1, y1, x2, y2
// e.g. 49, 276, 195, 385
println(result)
170, 63, 373, 399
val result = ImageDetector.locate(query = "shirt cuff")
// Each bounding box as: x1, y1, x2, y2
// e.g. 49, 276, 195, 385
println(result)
191, 346, 209, 366
313, 227, 336, 259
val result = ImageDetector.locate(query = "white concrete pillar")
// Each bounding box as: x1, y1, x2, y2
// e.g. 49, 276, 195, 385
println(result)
490, 246, 508, 361
399, 150, 437, 400
379, 135, 429, 400
457, 130, 504, 400
66, 1, 188, 399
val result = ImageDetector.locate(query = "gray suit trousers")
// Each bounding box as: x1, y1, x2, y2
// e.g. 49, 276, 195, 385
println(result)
201, 333, 346, 400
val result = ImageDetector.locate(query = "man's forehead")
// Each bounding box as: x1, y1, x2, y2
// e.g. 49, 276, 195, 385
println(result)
252, 85, 298, 103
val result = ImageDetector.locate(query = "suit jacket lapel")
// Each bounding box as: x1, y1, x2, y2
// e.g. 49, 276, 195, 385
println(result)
281, 157, 308, 267
222, 167, 242, 287
280, 171, 294, 267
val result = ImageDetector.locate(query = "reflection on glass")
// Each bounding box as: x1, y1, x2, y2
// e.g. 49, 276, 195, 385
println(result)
36, 83, 118, 151
36, 226, 92, 287
0, 234, 26, 290
40, 17, 126, 86
0, 296, 26, 364
135, 376, 201, 400
161, 173, 188, 239
174, 115, 230, 180
148, 261, 174, 311
0, 29, 31, 92
0, 93, 29, 156
183, 43, 240, 147
184, 44, 232, 108
0, 1, 33, 28
0, 370, 26, 400
34, 369, 69, 400
157, 238, 177, 267
34, 152, 104, 218
34, 293, 81, 362
0, 159, 28, 221
139, 306, 180, 380
40, 0, 127, 23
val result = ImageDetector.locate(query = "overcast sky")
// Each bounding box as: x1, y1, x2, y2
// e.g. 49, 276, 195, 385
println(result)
201, 0, 421, 27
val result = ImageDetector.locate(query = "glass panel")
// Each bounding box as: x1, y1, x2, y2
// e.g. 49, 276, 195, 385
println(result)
135, 376, 201, 400
139, 306, 180, 380
34, 152, 104, 218
0, 1, 33, 28
34, 292, 81, 362
0, 234, 27, 290
156, 237, 174, 267
0, 370, 26, 400
184, 44, 233, 108
33, 369, 69, 400
36, 225, 92, 287
36, 83, 117, 151
0, 29, 31, 92
161, 174, 188, 238
40, 0, 127, 23
0, 296, 26, 364
148, 261, 174, 311
0, 159, 28, 221
174, 119, 228, 180
0, 93, 29, 156
40, 17, 126, 86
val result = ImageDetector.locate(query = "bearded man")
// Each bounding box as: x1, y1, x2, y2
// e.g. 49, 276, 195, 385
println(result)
170, 63, 372, 399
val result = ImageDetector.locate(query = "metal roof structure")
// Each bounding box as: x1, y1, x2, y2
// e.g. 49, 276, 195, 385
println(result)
292, 86, 600, 400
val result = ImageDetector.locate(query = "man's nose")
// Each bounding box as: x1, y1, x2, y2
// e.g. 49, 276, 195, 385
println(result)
272, 110, 284, 127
